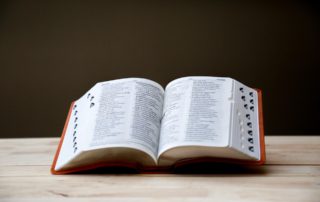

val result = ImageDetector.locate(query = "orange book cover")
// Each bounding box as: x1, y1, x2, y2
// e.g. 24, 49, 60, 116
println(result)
51, 89, 265, 174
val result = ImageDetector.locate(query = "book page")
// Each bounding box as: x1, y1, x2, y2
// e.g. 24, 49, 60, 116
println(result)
88, 78, 164, 163
55, 83, 103, 171
158, 77, 233, 158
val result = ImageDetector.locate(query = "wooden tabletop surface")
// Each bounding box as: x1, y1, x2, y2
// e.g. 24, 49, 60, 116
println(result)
0, 136, 319, 202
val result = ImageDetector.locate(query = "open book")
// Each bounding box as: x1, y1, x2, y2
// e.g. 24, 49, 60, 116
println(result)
51, 76, 265, 174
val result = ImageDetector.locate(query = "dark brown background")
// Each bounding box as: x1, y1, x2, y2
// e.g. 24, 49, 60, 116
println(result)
1, 0, 319, 138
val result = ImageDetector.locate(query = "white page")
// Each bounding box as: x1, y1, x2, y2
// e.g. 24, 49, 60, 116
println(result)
55, 83, 101, 171
88, 78, 164, 162
158, 76, 233, 157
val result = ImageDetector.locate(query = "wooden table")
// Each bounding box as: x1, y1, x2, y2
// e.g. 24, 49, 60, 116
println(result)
0, 136, 319, 202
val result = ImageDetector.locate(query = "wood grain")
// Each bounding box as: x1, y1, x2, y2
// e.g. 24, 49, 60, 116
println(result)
0, 136, 319, 202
